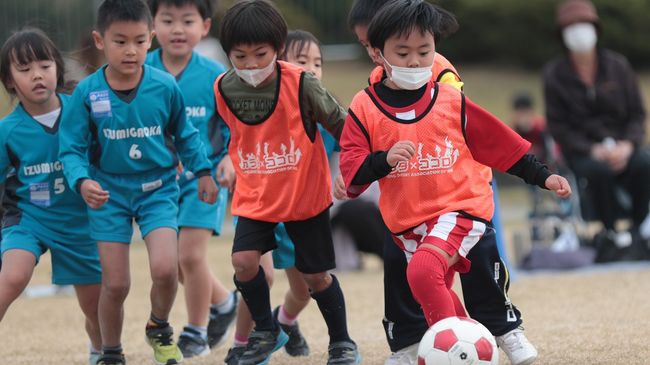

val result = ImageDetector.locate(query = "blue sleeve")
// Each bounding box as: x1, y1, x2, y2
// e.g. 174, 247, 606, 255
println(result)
217, 115, 230, 162
59, 88, 91, 191
169, 84, 211, 173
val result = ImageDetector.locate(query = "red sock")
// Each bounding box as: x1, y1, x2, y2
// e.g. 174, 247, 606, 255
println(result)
406, 247, 456, 326
445, 270, 467, 317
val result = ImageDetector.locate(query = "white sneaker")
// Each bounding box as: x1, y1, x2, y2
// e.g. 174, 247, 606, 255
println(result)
384, 342, 418, 365
496, 327, 538, 365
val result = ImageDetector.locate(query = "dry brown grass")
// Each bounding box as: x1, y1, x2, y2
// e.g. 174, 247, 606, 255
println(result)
2, 231, 650, 365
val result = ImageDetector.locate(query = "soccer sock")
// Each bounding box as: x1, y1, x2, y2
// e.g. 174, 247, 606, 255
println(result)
214, 291, 236, 314
311, 274, 352, 344
102, 345, 123, 355
147, 313, 169, 329
445, 270, 467, 317
234, 333, 249, 346
234, 266, 275, 331
406, 246, 456, 326
183, 324, 208, 340
278, 304, 298, 326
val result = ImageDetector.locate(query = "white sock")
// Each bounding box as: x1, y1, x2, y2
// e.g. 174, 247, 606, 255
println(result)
215, 292, 235, 314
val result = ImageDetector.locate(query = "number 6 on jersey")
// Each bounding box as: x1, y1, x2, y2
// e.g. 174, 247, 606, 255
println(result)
129, 144, 142, 159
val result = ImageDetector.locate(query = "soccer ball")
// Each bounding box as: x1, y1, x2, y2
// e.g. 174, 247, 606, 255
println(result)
417, 316, 498, 365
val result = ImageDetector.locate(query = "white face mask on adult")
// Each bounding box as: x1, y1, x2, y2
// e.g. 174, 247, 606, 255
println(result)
562, 22, 597, 53
381, 53, 433, 90
232, 55, 277, 87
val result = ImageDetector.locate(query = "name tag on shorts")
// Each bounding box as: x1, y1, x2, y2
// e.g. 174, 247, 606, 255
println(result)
89, 90, 112, 118
142, 179, 163, 192
29, 182, 51, 207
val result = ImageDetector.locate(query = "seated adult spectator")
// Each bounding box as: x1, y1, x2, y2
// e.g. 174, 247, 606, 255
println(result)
543, 0, 650, 261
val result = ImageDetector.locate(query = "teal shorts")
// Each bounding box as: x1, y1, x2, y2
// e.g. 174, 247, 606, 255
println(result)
1, 218, 101, 285
89, 168, 179, 243
177, 169, 228, 235
272, 223, 295, 269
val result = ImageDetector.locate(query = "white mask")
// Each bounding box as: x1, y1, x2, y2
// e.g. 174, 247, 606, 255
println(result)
232, 55, 277, 87
562, 23, 597, 53
381, 53, 433, 90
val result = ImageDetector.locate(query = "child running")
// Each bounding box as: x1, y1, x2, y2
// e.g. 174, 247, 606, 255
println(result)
347, 1, 541, 364
340, 0, 571, 351
215, 1, 360, 364
58, 0, 218, 364
145, 0, 237, 358
0, 28, 103, 365
223, 29, 337, 365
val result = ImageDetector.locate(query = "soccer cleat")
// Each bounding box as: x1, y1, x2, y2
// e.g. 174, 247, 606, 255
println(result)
223, 345, 246, 365
95, 353, 126, 365
273, 306, 310, 356
145, 325, 184, 365
177, 327, 210, 358
208, 291, 239, 348
383, 342, 418, 365
89, 351, 102, 365
327, 341, 362, 365
496, 327, 538, 365
237, 327, 289, 365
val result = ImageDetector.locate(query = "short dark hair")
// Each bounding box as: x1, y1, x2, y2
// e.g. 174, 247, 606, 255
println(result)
219, 0, 287, 55
347, 0, 392, 29
281, 30, 321, 62
148, 0, 214, 20
367, 0, 458, 51
0, 28, 65, 94
97, 0, 153, 34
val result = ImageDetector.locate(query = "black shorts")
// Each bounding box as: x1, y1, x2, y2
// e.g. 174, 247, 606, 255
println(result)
233, 208, 335, 274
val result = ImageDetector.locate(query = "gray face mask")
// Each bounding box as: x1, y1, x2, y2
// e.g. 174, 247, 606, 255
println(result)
231, 55, 277, 87
562, 22, 597, 53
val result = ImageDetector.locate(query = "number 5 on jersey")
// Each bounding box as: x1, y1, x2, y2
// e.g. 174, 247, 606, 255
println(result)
130, 144, 142, 159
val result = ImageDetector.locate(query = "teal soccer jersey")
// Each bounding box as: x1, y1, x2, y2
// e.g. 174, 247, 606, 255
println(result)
146, 49, 229, 165
0, 94, 89, 236
59, 64, 211, 190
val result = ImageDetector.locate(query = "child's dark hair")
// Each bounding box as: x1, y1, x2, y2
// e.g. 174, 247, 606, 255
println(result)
219, 0, 287, 55
348, 0, 392, 29
148, 0, 214, 20
0, 28, 65, 94
281, 30, 321, 61
367, 0, 458, 51
97, 0, 153, 34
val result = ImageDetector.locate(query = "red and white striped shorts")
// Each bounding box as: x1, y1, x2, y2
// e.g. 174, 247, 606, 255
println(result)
392, 212, 488, 273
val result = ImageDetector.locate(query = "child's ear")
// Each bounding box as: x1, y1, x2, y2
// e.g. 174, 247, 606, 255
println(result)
92, 31, 104, 51
202, 18, 212, 38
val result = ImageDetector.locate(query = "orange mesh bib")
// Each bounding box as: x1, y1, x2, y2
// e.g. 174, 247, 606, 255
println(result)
215, 61, 332, 221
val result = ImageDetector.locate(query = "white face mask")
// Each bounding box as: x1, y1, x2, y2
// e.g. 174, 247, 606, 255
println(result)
562, 23, 597, 53
232, 55, 277, 87
381, 53, 433, 90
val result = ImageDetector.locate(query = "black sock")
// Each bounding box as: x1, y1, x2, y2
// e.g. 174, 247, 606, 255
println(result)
311, 274, 353, 344
102, 345, 123, 355
234, 266, 275, 331
147, 313, 169, 329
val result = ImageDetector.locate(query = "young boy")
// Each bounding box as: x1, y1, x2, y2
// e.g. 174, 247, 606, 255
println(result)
347, 1, 540, 364
145, 0, 237, 358
215, 1, 360, 364
59, 1, 218, 364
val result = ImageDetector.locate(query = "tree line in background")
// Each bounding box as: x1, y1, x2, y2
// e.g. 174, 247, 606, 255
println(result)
2, 0, 650, 69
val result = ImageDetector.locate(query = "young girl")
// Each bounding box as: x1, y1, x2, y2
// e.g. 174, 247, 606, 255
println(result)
0, 28, 102, 365
224, 29, 330, 365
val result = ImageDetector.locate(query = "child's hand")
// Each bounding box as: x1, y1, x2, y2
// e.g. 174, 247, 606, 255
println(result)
216, 155, 236, 192
387, 141, 416, 167
175, 162, 184, 180
333, 174, 348, 200
80, 179, 109, 209
198, 175, 218, 204
545, 174, 572, 198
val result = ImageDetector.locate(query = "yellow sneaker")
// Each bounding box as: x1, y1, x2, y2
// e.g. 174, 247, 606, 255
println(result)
145, 325, 184, 365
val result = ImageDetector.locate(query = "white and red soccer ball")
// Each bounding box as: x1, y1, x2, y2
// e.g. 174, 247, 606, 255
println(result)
417, 316, 498, 365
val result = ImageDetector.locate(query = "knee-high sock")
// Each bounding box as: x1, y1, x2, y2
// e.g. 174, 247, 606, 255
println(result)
311, 274, 352, 344
406, 247, 456, 326
445, 270, 467, 317
234, 266, 274, 331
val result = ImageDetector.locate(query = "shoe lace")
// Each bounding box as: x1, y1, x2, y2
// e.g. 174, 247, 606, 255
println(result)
329, 344, 354, 359
501, 328, 528, 352
151, 330, 174, 347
